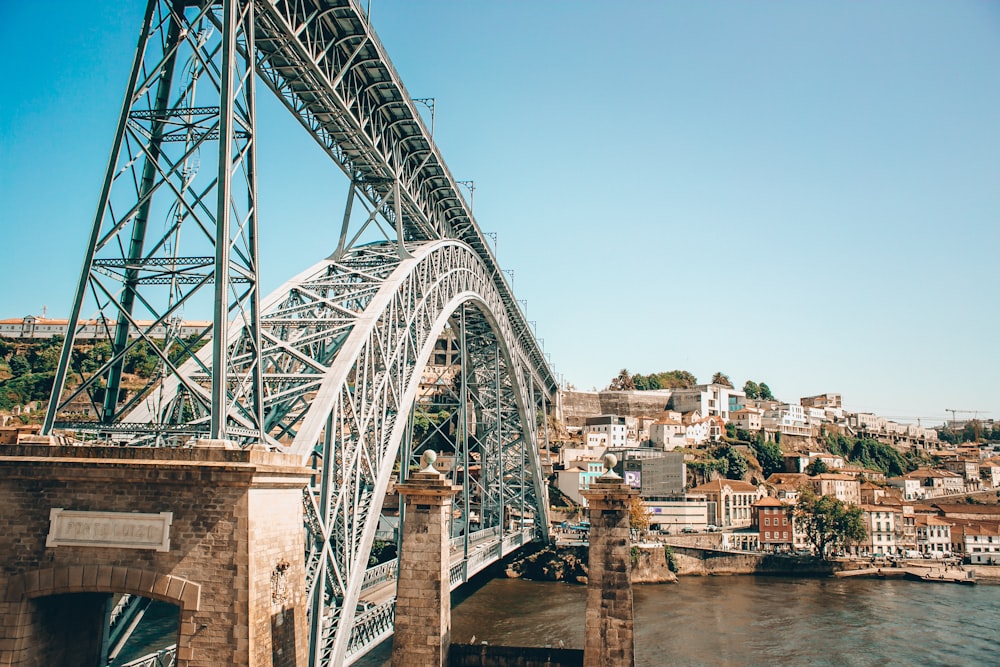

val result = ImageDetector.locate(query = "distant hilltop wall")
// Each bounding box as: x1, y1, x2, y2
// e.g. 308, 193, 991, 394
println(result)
560, 390, 673, 427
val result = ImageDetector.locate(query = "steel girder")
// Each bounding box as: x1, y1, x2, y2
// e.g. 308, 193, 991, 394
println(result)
43, 0, 265, 443
287, 239, 548, 666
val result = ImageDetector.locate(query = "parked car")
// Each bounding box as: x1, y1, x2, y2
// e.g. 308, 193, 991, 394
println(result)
681, 527, 696, 534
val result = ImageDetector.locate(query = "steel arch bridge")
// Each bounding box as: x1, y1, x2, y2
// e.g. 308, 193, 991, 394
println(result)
40, 1, 556, 664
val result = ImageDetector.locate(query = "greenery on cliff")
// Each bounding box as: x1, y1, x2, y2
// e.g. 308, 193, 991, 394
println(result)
822, 432, 925, 477
0, 335, 204, 416
609, 368, 697, 391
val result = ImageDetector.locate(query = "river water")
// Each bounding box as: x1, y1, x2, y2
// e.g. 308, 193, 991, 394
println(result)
357, 575, 1000, 666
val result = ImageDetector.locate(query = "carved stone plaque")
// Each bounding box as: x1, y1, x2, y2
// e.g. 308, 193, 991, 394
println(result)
46, 508, 173, 552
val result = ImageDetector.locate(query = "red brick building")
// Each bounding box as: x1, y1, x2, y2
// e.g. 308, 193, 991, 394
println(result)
754, 496, 794, 552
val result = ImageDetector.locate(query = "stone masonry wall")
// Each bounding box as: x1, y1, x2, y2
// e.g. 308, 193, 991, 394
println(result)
0, 445, 311, 667
561, 391, 673, 428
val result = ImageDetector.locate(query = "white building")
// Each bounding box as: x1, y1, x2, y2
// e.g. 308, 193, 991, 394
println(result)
648, 418, 686, 451
915, 515, 952, 557
729, 408, 761, 432
645, 499, 711, 533
582, 415, 627, 449
555, 459, 606, 506
886, 476, 925, 501
669, 384, 746, 422
957, 523, 1000, 564
761, 403, 811, 438
861, 505, 901, 557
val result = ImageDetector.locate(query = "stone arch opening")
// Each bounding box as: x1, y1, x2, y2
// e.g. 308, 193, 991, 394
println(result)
3, 567, 199, 667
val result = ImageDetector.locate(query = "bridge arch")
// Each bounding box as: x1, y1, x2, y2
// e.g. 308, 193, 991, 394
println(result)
124, 239, 550, 664
277, 239, 549, 664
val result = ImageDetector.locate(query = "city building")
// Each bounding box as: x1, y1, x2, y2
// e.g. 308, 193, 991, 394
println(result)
644, 498, 712, 533
953, 522, 1000, 564
583, 415, 628, 449
860, 505, 902, 557
648, 418, 686, 451
810, 473, 861, 505
800, 393, 842, 410
668, 384, 746, 422
0, 315, 210, 339
622, 452, 686, 498
729, 408, 762, 432
761, 403, 811, 438
754, 497, 794, 552
555, 459, 606, 506
689, 479, 764, 529
915, 515, 953, 556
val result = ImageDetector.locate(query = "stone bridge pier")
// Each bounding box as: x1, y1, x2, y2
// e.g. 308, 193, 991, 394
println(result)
0, 443, 312, 667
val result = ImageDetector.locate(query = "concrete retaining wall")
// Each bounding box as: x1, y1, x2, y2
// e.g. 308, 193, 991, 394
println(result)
670, 546, 838, 576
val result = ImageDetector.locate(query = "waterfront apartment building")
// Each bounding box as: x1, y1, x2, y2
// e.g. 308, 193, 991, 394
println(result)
952, 522, 1000, 564
754, 497, 794, 552
860, 505, 902, 557
690, 479, 764, 529
915, 515, 953, 556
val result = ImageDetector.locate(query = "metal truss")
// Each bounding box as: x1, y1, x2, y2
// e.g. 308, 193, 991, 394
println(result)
44, 0, 263, 443
282, 239, 548, 666
125, 239, 549, 664
43, 1, 556, 664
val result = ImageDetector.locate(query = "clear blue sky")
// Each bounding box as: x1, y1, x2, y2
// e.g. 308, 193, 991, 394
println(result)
1, 1, 997, 425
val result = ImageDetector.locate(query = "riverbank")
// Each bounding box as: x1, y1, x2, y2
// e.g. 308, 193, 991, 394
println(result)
504, 543, 999, 585
503, 543, 678, 583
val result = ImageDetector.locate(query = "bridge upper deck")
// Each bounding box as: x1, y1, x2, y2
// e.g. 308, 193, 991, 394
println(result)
253, 0, 556, 395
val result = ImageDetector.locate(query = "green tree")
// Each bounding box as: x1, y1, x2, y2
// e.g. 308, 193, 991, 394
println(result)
633, 373, 662, 391
8, 355, 31, 378
725, 422, 737, 439
794, 487, 866, 558
609, 368, 635, 391
718, 445, 748, 480
655, 370, 697, 389
752, 439, 785, 477
805, 458, 828, 475
743, 380, 760, 400
963, 420, 983, 443
758, 382, 774, 401
711, 372, 732, 388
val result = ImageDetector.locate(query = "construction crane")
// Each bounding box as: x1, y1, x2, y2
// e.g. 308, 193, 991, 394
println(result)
945, 409, 983, 427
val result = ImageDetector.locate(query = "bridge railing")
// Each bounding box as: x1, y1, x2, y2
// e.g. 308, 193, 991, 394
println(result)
345, 600, 395, 663
361, 559, 398, 591
118, 645, 177, 667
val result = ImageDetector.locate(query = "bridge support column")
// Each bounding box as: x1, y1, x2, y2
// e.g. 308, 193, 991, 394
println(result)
391, 452, 460, 667
581, 460, 636, 667
0, 444, 312, 667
